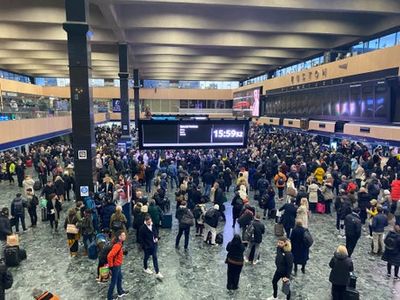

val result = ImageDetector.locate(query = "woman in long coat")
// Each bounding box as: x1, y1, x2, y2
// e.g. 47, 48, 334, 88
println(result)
64, 207, 80, 257
290, 220, 310, 274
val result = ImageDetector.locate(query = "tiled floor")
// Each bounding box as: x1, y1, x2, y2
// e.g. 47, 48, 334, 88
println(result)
0, 170, 398, 300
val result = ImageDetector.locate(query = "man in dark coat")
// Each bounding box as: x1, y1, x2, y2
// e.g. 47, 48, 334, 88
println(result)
382, 225, 400, 279
203, 204, 220, 245
243, 214, 265, 264
175, 201, 194, 250
0, 208, 11, 259
279, 198, 297, 238
344, 208, 362, 257
329, 246, 354, 300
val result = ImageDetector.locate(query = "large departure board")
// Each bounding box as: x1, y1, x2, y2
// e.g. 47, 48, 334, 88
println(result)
138, 119, 249, 149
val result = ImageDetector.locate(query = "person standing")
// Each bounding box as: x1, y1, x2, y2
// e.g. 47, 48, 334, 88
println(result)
139, 215, 163, 279
15, 160, 25, 188
0, 208, 11, 259
26, 188, 38, 228
279, 198, 297, 238
175, 201, 194, 250
328, 245, 354, 300
344, 208, 362, 257
274, 169, 287, 201
243, 214, 265, 265
80, 209, 94, 256
22, 175, 35, 195
47, 194, 62, 233
290, 220, 309, 274
226, 234, 245, 290
371, 205, 388, 254
231, 188, 244, 228
267, 237, 293, 300
11, 193, 27, 233
382, 225, 400, 280
203, 204, 221, 245
64, 208, 80, 257
296, 198, 309, 229
107, 230, 129, 300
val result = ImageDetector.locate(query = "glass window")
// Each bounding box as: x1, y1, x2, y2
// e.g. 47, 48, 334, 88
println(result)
375, 82, 389, 119
188, 100, 197, 109
304, 60, 311, 69
397, 32, 400, 45
379, 33, 396, 49
366, 38, 379, 52
352, 42, 364, 54
361, 84, 374, 118
206, 100, 215, 109
225, 100, 233, 109
180, 100, 188, 109
216, 100, 225, 109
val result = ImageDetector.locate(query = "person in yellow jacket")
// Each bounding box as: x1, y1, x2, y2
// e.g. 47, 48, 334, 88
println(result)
6, 160, 15, 185
314, 165, 325, 185
366, 199, 378, 238
274, 169, 287, 201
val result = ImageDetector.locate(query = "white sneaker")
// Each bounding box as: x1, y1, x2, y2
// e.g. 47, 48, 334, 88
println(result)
244, 257, 249, 263
143, 268, 153, 275
155, 272, 164, 279
253, 260, 259, 265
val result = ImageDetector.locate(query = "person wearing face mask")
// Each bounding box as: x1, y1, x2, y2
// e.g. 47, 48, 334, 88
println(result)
139, 215, 163, 279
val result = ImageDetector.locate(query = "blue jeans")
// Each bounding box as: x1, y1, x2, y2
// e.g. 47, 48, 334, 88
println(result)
204, 184, 211, 197
107, 266, 123, 300
82, 234, 93, 251
144, 246, 159, 274
14, 214, 26, 232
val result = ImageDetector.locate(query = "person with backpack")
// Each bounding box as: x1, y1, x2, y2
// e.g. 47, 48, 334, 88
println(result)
344, 208, 362, 257
139, 215, 163, 279
237, 203, 255, 243
267, 237, 293, 300
11, 193, 27, 233
110, 206, 127, 237
148, 200, 163, 232
175, 201, 194, 250
371, 205, 388, 255
26, 188, 39, 228
382, 225, 400, 280
328, 245, 354, 300
231, 187, 245, 228
243, 214, 265, 265
80, 209, 94, 256
203, 204, 221, 245
225, 234, 245, 290
367, 173, 381, 200
290, 220, 310, 275
274, 169, 287, 201
107, 230, 129, 300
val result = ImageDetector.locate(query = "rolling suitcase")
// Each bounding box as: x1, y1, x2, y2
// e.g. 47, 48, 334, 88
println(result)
274, 223, 284, 237
345, 287, 360, 300
215, 233, 223, 245
41, 208, 48, 222
88, 241, 98, 260
4, 246, 20, 267
161, 214, 172, 229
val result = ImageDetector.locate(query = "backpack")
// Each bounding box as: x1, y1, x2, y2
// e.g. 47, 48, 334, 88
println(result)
277, 176, 284, 186
243, 223, 255, 242
181, 211, 194, 226
303, 229, 314, 248
13, 198, 24, 215
346, 182, 357, 193
384, 233, 397, 251
193, 206, 202, 220
111, 220, 123, 231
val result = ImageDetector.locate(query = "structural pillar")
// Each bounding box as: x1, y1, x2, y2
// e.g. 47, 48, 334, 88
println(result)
133, 69, 140, 130
63, 0, 96, 200
118, 44, 130, 138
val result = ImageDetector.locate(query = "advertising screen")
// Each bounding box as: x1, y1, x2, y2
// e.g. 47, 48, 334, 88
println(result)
232, 87, 261, 117
139, 119, 249, 149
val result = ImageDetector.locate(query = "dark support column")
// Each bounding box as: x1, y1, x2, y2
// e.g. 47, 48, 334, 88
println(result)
133, 69, 140, 129
63, 0, 96, 200
118, 44, 130, 138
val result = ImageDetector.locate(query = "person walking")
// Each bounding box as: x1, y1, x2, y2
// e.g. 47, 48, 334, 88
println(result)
175, 201, 194, 250
26, 188, 38, 228
139, 215, 163, 279
203, 204, 221, 245
267, 237, 293, 300
290, 220, 309, 274
382, 225, 400, 280
279, 198, 297, 238
225, 234, 245, 290
107, 230, 129, 300
371, 205, 388, 254
0, 208, 11, 259
47, 194, 62, 233
344, 208, 362, 257
243, 214, 265, 265
328, 245, 354, 300
10, 193, 27, 233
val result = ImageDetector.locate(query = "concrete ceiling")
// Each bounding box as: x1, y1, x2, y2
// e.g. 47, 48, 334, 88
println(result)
0, 0, 399, 81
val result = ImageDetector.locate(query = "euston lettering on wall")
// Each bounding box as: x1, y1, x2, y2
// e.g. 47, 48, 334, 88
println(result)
291, 68, 328, 85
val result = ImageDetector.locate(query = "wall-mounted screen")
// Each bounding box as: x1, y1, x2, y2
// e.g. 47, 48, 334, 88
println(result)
139, 119, 249, 149
232, 87, 261, 117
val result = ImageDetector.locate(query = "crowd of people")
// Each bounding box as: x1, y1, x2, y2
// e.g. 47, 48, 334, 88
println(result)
0, 123, 399, 299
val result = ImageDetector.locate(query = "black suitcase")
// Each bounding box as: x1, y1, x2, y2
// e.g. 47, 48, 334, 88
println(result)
4, 246, 20, 267
269, 208, 277, 219
345, 287, 360, 300
41, 208, 48, 222
349, 274, 357, 289
216, 232, 223, 245
161, 214, 172, 229
18, 248, 27, 261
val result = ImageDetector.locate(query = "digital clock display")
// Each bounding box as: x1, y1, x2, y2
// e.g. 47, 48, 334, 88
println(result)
139, 119, 249, 149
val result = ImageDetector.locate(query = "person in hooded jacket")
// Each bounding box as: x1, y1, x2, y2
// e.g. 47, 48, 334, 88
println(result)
329, 245, 354, 300
357, 187, 371, 225
382, 225, 400, 280
391, 176, 400, 202
11, 193, 27, 233
100, 198, 116, 232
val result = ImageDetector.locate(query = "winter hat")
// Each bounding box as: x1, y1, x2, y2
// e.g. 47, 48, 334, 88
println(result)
370, 199, 378, 206
384, 190, 391, 195
213, 204, 219, 210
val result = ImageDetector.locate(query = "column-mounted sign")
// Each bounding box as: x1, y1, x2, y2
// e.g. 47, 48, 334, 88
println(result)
78, 150, 87, 160
80, 186, 89, 197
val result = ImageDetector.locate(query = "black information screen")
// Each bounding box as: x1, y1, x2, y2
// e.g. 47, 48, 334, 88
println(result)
139, 119, 249, 149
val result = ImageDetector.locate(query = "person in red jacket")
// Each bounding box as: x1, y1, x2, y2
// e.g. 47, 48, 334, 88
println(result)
107, 231, 129, 300
391, 178, 400, 202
